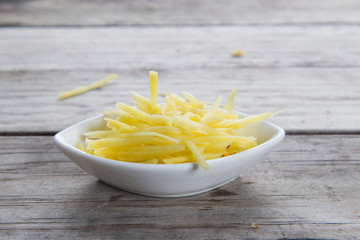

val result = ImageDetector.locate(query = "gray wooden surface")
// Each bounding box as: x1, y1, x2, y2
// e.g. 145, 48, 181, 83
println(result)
1, 0, 360, 26
1, 135, 360, 239
1, 0, 360, 239
1, 26, 360, 133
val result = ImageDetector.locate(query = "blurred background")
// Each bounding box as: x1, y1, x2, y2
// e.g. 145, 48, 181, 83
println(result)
1, 0, 359, 134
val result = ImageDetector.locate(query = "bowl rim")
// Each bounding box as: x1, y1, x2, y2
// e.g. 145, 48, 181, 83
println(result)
54, 113, 285, 170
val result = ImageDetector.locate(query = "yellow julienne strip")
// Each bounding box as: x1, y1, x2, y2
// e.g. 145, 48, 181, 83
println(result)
240, 110, 281, 125
201, 95, 223, 120
224, 88, 238, 113
131, 91, 151, 113
113, 111, 145, 125
149, 71, 158, 113
165, 95, 178, 112
57, 74, 117, 100
183, 139, 209, 171
140, 159, 159, 164
116, 102, 151, 123
203, 152, 224, 160
173, 116, 208, 135
213, 111, 238, 120
165, 94, 187, 113
212, 119, 242, 128
76, 143, 92, 154
129, 132, 180, 143
182, 92, 205, 108
149, 115, 173, 125
97, 145, 186, 160
170, 93, 193, 112
86, 137, 175, 149
136, 126, 181, 134
84, 130, 118, 138
163, 155, 195, 164
231, 50, 243, 57
213, 110, 281, 128
101, 144, 185, 154
203, 142, 232, 153
189, 114, 201, 122
200, 116, 223, 126
163, 152, 224, 164
104, 117, 138, 132
232, 140, 258, 150
195, 136, 256, 143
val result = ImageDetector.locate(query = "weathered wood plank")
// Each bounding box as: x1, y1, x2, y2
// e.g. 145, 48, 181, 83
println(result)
0, 135, 359, 239
1, 67, 360, 133
0, 26, 359, 133
0, 0, 360, 26
1, 26, 360, 71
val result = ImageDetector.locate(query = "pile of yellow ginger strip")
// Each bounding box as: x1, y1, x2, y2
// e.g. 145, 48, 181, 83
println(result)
77, 71, 276, 171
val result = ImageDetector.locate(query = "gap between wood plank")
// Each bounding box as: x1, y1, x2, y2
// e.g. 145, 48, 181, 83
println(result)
2, 22, 360, 28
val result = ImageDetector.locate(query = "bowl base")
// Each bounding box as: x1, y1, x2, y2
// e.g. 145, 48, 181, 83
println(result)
100, 177, 238, 198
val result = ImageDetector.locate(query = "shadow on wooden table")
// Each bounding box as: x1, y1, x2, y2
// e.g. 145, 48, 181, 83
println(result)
62, 177, 269, 238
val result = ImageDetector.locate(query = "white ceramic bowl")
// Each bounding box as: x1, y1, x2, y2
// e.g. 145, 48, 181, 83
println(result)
54, 114, 285, 197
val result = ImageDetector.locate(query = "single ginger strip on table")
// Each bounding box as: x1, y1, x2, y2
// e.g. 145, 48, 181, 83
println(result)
57, 74, 117, 100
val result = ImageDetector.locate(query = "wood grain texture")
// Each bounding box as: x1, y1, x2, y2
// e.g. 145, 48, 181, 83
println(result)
1, 68, 360, 133
1, 26, 360, 71
0, 135, 359, 239
0, 26, 359, 133
0, 0, 360, 26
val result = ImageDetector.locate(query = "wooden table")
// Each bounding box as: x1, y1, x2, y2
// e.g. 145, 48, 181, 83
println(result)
1, 1, 360, 239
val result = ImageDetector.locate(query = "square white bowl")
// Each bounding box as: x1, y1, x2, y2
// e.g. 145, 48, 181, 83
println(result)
54, 113, 285, 197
